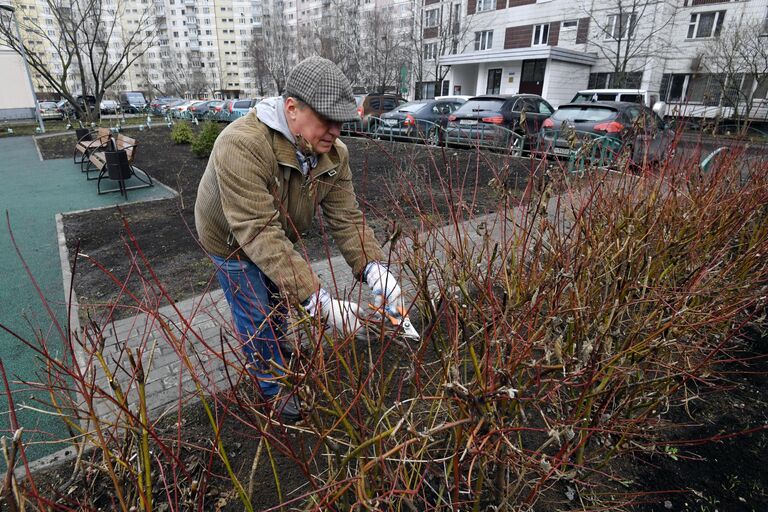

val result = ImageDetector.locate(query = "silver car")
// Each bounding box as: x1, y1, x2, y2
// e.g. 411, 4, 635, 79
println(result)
38, 101, 63, 120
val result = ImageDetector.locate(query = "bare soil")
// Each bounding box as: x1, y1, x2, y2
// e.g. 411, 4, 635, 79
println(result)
27, 129, 768, 511
37, 127, 531, 319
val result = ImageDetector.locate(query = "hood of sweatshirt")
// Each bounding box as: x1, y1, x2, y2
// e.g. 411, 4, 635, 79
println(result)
255, 96, 296, 145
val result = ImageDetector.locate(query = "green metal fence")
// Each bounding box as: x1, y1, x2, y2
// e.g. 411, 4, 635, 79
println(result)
537, 130, 625, 172
342, 116, 526, 154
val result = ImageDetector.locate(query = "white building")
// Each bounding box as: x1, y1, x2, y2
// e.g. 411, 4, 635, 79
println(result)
427, 0, 768, 119
0, 47, 36, 120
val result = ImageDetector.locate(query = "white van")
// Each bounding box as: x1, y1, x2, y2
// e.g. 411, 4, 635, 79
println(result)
570, 89, 666, 116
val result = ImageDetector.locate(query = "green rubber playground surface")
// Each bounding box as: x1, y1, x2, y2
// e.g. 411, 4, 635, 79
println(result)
0, 135, 175, 465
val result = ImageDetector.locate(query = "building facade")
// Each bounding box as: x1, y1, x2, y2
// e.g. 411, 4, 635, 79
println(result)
3, 0, 766, 119
427, 0, 768, 119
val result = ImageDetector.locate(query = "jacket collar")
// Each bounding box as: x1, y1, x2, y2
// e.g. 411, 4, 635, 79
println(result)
269, 122, 341, 178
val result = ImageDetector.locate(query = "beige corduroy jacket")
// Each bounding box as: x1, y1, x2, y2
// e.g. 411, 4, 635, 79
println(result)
194, 111, 384, 303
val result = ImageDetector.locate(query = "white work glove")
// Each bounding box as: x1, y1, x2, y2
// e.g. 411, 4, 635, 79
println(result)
304, 288, 362, 336
364, 262, 404, 315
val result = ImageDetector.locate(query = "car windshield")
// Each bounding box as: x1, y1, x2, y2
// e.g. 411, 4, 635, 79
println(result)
40, 102, 57, 108
125, 93, 144, 102
456, 99, 505, 113
551, 106, 618, 122
234, 100, 251, 108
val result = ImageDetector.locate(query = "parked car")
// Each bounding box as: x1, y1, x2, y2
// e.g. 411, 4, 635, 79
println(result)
56, 99, 75, 118
571, 89, 657, 107
435, 95, 473, 102
76, 95, 98, 110
119, 91, 148, 113
38, 101, 63, 120
375, 98, 466, 144
158, 99, 186, 116
190, 99, 224, 120
67, 95, 99, 118
570, 88, 667, 117
217, 98, 260, 122
170, 100, 204, 118
100, 99, 120, 114
353, 93, 406, 131
150, 97, 183, 115
538, 101, 675, 166
444, 94, 554, 152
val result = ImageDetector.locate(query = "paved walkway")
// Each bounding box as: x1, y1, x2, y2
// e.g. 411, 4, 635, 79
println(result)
0, 135, 175, 465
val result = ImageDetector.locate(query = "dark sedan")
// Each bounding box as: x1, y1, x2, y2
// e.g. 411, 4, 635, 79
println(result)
538, 101, 675, 167
445, 94, 554, 153
375, 98, 466, 144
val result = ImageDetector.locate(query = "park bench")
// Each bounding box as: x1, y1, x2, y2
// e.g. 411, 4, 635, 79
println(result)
87, 133, 153, 198
74, 127, 112, 170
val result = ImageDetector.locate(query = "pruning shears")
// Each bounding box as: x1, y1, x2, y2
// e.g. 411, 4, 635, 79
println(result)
369, 303, 421, 341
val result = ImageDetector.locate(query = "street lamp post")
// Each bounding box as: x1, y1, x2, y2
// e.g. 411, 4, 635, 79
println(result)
0, 0, 45, 133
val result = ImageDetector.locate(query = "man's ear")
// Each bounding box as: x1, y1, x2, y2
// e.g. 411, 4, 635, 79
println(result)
284, 97, 299, 117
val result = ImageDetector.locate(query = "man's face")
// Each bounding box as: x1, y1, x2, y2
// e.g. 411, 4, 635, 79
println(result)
285, 97, 342, 154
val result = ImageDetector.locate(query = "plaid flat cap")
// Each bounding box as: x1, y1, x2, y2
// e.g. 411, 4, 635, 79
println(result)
285, 56, 359, 123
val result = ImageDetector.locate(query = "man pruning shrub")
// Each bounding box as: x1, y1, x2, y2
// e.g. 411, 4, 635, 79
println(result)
194, 56, 412, 423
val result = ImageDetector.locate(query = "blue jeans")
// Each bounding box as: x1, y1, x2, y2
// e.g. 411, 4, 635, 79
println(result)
210, 254, 287, 397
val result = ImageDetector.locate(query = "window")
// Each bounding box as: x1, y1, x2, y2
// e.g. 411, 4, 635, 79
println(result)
486, 68, 501, 94
424, 8, 439, 28
687, 11, 725, 39
476, 0, 494, 13
421, 82, 436, 99
605, 12, 637, 40
537, 100, 553, 115
474, 30, 493, 51
754, 76, 768, 99
532, 24, 549, 46
423, 42, 437, 60
562, 19, 578, 30
588, 71, 642, 88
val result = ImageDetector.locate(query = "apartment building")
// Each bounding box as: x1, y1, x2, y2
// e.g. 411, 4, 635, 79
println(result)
0, 46, 36, 119
426, 0, 768, 119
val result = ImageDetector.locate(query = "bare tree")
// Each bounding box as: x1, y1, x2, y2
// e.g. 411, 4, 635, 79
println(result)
286, 0, 366, 87
359, 8, 410, 94
252, 2, 294, 95
702, 19, 768, 129
412, 0, 474, 98
319, 0, 367, 87
583, 0, 674, 88
0, 0, 156, 122
250, 34, 271, 97
144, 49, 211, 99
